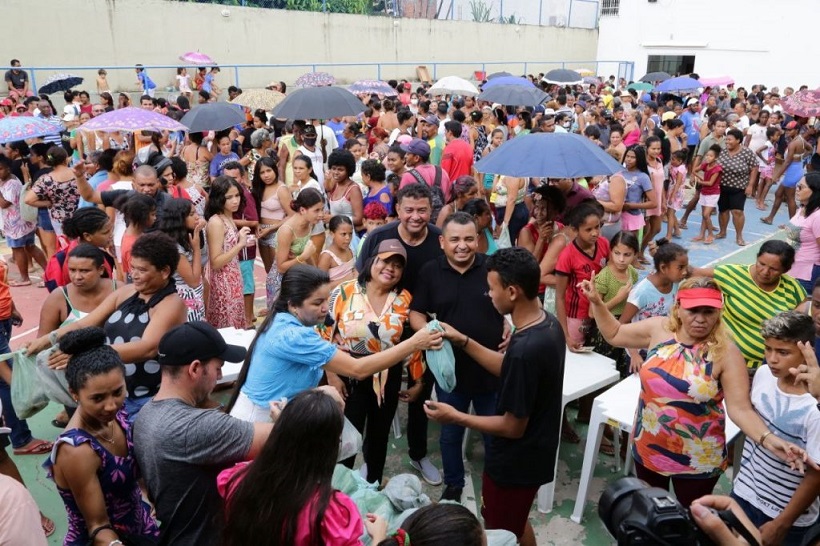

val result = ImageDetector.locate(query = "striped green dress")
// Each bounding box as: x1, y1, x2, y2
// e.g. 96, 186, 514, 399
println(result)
713, 264, 806, 368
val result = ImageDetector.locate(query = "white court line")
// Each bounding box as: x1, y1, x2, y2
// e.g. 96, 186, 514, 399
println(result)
11, 326, 38, 342
703, 231, 779, 267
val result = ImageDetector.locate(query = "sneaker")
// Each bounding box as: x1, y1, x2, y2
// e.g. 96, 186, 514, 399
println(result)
410, 457, 442, 485
440, 484, 463, 502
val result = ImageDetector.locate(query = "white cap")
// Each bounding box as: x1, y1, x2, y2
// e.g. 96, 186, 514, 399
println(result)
543, 108, 556, 116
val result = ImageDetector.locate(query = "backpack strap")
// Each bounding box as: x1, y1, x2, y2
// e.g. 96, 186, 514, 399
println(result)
433, 166, 442, 189
408, 169, 426, 185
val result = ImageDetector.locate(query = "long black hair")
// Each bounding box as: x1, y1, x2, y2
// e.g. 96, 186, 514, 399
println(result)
804, 172, 820, 218
221, 390, 344, 546
204, 175, 244, 219
376, 504, 484, 546
626, 144, 650, 176
157, 198, 194, 253
225, 265, 330, 412
251, 156, 279, 218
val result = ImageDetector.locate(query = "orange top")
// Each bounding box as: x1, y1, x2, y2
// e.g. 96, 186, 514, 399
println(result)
0, 261, 12, 320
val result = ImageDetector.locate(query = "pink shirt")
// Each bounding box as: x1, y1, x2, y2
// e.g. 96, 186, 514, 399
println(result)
399, 164, 453, 202
789, 208, 820, 281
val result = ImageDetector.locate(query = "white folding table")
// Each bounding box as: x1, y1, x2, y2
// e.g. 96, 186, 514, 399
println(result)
570, 374, 741, 523
535, 349, 620, 513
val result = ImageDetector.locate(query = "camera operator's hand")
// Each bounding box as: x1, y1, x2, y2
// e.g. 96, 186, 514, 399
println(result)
691, 495, 761, 546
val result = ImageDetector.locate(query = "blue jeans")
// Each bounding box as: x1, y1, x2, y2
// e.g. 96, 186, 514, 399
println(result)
0, 318, 34, 449
435, 385, 497, 488
123, 396, 152, 426
731, 492, 815, 546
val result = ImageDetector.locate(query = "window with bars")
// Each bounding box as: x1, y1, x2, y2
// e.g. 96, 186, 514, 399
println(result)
601, 0, 620, 16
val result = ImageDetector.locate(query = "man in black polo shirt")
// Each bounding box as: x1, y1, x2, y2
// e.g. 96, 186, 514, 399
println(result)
409, 212, 504, 502
356, 183, 443, 486
425, 248, 565, 546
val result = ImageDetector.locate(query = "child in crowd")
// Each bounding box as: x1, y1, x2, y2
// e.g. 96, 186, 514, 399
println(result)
693, 144, 723, 245
591, 231, 639, 376
732, 311, 820, 546
621, 238, 689, 372
755, 126, 782, 211
117, 193, 156, 281
135, 64, 156, 98
357, 201, 388, 256
176, 67, 192, 100
210, 133, 240, 179
665, 150, 687, 240
317, 215, 356, 289
157, 198, 206, 321
223, 162, 259, 330
96, 69, 109, 94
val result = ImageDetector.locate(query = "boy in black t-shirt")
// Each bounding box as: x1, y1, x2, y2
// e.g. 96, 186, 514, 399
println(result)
425, 248, 565, 546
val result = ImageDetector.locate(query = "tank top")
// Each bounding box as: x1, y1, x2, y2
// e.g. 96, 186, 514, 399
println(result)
104, 282, 177, 399
633, 337, 727, 478
322, 249, 355, 281
61, 283, 116, 326
274, 224, 311, 256
329, 184, 355, 221
261, 185, 287, 220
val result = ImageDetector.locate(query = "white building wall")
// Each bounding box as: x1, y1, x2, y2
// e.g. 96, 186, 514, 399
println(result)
596, 0, 817, 89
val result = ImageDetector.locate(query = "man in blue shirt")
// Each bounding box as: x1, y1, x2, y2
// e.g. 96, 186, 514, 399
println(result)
79, 150, 112, 208
680, 97, 702, 168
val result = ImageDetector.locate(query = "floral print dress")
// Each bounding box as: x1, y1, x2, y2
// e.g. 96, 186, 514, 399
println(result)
206, 215, 245, 329
44, 411, 159, 546
31, 173, 81, 237
633, 337, 727, 478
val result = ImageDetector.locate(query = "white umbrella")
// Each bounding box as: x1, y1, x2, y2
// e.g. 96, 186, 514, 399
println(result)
428, 76, 479, 97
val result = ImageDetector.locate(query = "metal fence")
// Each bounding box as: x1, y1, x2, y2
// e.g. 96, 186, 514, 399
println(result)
167, 0, 601, 29
9, 60, 635, 96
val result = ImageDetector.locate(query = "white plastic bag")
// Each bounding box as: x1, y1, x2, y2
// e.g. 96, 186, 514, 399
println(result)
35, 348, 75, 407
496, 224, 512, 249
338, 416, 363, 462
6, 350, 49, 419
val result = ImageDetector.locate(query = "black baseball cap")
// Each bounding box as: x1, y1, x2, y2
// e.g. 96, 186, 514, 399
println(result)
157, 321, 247, 366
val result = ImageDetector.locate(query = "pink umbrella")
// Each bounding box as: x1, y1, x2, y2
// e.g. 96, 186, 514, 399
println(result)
79, 107, 188, 133
179, 52, 216, 66
783, 88, 820, 118
700, 76, 734, 87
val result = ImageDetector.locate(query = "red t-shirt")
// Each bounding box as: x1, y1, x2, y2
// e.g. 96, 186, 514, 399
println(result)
441, 138, 474, 181
0, 262, 11, 320
698, 163, 722, 195
555, 237, 610, 319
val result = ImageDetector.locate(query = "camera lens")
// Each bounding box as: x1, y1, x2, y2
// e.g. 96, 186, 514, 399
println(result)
598, 476, 647, 537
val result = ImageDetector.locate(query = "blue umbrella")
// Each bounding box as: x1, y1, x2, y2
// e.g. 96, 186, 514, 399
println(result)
487, 71, 514, 80
474, 133, 624, 178
180, 102, 246, 133
654, 76, 701, 93
38, 73, 84, 95
272, 86, 366, 120
477, 85, 548, 107
482, 76, 535, 90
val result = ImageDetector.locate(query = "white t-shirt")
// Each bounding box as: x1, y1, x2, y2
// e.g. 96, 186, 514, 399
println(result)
111, 180, 133, 258
746, 123, 769, 165
762, 104, 783, 113
733, 365, 820, 526
735, 115, 750, 134
297, 145, 326, 188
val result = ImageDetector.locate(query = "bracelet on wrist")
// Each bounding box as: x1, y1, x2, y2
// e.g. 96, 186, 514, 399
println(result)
759, 430, 773, 445
461, 336, 470, 349
108, 541, 123, 546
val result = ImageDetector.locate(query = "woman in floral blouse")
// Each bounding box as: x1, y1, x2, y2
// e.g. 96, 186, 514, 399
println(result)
321, 239, 423, 484
579, 276, 808, 507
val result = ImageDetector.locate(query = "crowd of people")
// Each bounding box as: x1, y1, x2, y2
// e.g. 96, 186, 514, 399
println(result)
0, 63, 819, 546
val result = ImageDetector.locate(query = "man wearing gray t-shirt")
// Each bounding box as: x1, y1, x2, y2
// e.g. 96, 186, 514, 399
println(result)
134, 322, 273, 546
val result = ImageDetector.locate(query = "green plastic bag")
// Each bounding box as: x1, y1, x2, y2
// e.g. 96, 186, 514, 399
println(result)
424, 320, 456, 393
6, 350, 49, 419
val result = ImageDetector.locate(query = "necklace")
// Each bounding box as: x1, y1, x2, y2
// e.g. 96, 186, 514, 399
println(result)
83, 419, 116, 444
511, 310, 545, 335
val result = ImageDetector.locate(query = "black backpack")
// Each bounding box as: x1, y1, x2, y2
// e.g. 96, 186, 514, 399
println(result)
407, 166, 445, 223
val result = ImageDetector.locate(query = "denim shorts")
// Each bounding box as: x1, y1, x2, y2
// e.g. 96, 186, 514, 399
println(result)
37, 208, 54, 231
6, 231, 35, 249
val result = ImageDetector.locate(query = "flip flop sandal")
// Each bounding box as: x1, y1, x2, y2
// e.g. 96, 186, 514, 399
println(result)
760, 218, 773, 225
51, 419, 68, 428
8, 280, 31, 287
561, 426, 581, 444
13, 439, 53, 455
599, 437, 616, 456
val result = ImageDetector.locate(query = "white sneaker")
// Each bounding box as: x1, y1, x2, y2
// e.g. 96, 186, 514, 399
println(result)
410, 457, 442, 485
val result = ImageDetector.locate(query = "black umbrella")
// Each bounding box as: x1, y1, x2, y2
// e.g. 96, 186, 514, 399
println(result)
38, 73, 83, 95
477, 85, 548, 107
542, 68, 583, 85
487, 71, 514, 80
271, 87, 366, 120
180, 102, 246, 133
639, 71, 672, 83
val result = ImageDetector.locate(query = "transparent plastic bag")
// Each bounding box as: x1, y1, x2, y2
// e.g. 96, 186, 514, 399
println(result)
338, 416, 363, 462
424, 320, 456, 393
496, 224, 512, 249
35, 348, 74, 407
6, 350, 49, 419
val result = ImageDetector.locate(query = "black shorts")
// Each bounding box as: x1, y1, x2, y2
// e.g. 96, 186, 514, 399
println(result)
718, 187, 747, 212
687, 144, 697, 164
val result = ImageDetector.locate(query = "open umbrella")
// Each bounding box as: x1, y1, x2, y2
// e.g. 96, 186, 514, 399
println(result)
474, 133, 623, 178
699, 76, 734, 87
271, 87, 366, 120
542, 69, 583, 85
783, 88, 820, 118
487, 71, 514, 80
179, 52, 216, 65
230, 89, 286, 112
477, 85, 548, 107
627, 82, 653, 92
640, 71, 672, 83
428, 76, 479, 97
38, 74, 84, 95
481, 76, 535, 90
79, 107, 188, 133
0, 116, 62, 145
348, 80, 398, 96
180, 103, 246, 133
654, 76, 701, 93
295, 72, 336, 88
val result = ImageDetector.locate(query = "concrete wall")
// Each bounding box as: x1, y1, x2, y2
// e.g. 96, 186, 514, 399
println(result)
442, 0, 599, 29
2, 0, 598, 94
597, 0, 816, 89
